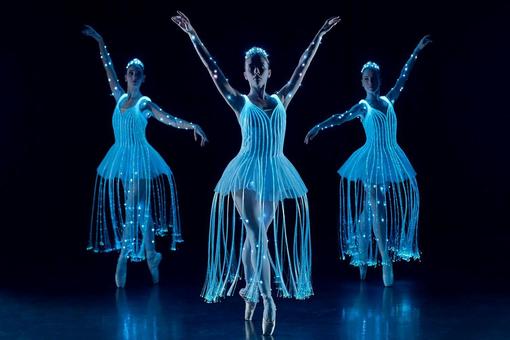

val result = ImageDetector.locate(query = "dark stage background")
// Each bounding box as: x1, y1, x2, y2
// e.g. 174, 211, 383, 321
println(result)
1, 0, 509, 290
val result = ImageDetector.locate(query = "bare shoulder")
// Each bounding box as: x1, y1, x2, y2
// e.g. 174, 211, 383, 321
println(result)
230, 93, 246, 113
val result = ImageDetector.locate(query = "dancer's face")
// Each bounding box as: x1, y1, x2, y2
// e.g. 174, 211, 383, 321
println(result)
244, 55, 271, 88
361, 69, 380, 94
125, 66, 145, 89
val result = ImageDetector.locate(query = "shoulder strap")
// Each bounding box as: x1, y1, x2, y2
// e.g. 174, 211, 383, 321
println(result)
137, 96, 151, 106
117, 93, 128, 104
359, 99, 369, 107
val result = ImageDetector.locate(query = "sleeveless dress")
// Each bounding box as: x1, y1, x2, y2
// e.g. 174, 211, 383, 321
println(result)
202, 94, 312, 303
338, 96, 420, 266
88, 94, 182, 261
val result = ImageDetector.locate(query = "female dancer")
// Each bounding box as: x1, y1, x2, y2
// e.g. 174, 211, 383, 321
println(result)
172, 11, 339, 335
305, 35, 431, 286
83, 25, 207, 288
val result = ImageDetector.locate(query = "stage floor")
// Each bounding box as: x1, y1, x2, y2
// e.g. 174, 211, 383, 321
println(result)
1, 268, 508, 339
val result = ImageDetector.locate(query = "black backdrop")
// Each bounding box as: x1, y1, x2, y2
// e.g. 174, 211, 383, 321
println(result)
1, 0, 509, 287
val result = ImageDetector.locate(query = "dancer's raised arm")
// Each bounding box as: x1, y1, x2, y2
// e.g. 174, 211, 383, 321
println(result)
277, 16, 340, 108
304, 102, 366, 144
172, 11, 244, 115
386, 35, 431, 103
82, 25, 124, 101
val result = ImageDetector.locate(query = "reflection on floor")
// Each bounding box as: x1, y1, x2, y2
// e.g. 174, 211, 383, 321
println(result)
339, 283, 420, 340
0, 276, 509, 339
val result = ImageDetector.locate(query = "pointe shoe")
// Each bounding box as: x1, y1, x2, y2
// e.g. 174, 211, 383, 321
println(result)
245, 301, 257, 321
359, 264, 367, 280
262, 295, 276, 336
115, 256, 128, 288
382, 262, 394, 287
239, 288, 257, 321
147, 252, 162, 284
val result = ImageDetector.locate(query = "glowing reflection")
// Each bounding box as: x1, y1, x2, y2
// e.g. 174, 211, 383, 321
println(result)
115, 287, 162, 339
340, 285, 421, 340
244, 320, 274, 340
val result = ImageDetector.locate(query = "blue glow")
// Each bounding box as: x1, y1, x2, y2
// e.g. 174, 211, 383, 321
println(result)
88, 94, 183, 261
115, 288, 172, 339
339, 96, 420, 266
361, 61, 380, 74
126, 58, 144, 70
340, 286, 421, 339
202, 94, 312, 303
245, 47, 269, 60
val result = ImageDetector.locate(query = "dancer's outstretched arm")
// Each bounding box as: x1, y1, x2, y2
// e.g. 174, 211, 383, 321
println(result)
172, 11, 244, 116
142, 101, 208, 146
277, 16, 340, 108
386, 35, 431, 104
82, 25, 124, 101
304, 103, 366, 144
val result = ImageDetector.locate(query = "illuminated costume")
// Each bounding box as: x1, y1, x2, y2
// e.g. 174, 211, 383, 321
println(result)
88, 93, 182, 261
339, 96, 419, 266
307, 37, 430, 272
202, 94, 312, 303
172, 12, 340, 335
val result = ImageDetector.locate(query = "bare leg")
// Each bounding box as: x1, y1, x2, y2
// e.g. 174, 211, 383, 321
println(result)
237, 199, 276, 293
130, 179, 162, 285
240, 238, 254, 296
233, 190, 260, 321
233, 191, 273, 297
116, 179, 138, 288
369, 187, 393, 286
260, 200, 277, 336
115, 253, 128, 288
358, 211, 369, 280
116, 179, 160, 287
233, 190, 276, 333
260, 201, 276, 295
142, 197, 162, 284
144, 222, 157, 257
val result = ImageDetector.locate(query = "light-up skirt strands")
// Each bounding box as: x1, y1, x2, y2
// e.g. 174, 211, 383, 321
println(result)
339, 96, 420, 267
88, 94, 182, 261
202, 94, 313, 303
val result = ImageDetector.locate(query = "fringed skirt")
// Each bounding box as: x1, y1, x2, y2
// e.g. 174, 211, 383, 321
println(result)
202, 154, 313, 303
87, 143, 182, 261
338, 145, 420, 266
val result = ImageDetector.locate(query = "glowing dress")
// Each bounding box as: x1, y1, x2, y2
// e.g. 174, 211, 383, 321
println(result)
88, 93, 182, 261
202, 94, 312, 303
339, 96, 419, 266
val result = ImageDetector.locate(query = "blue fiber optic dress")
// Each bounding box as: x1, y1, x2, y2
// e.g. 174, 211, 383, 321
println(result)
339, 96, 419, 266
202, 94, 312, 303
88, 94, 182, 261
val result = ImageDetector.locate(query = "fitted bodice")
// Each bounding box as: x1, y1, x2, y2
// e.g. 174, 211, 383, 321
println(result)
112, 94, 151, 146
238, 94, 286, 157
360, 96, 398, 147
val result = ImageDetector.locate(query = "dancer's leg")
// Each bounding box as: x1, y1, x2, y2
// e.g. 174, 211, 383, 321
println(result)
233, 190, 276, 331
369, 187, 393, 286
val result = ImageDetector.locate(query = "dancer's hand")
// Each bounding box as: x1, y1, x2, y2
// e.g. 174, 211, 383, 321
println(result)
304, 126, 320, 144
319, 16, 341, 36
82, 24, 103, 42
192, 124, 208, 147
417, 34, 432, 51
171, 11, 196, 36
